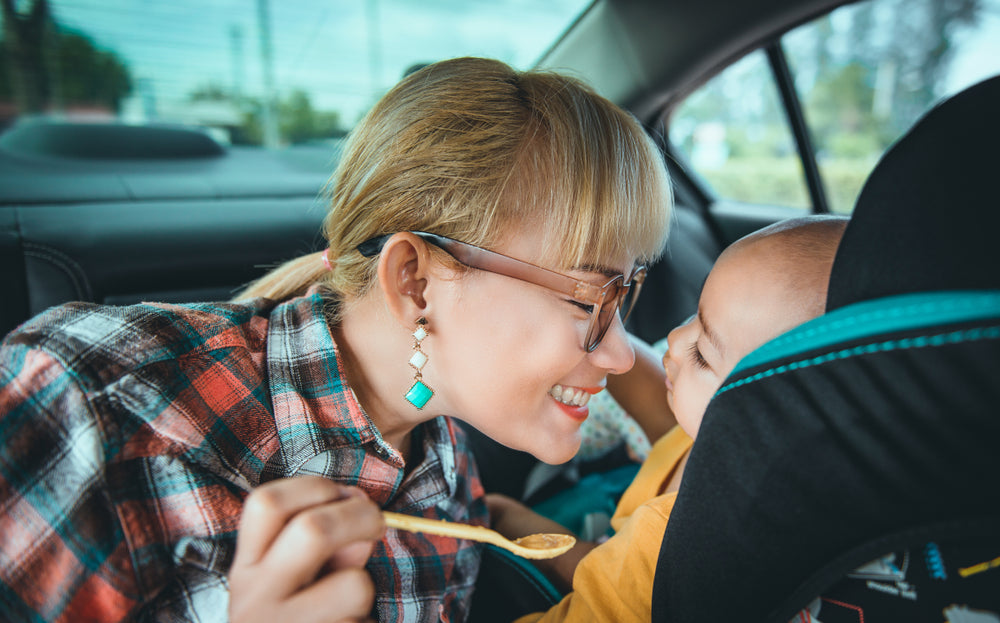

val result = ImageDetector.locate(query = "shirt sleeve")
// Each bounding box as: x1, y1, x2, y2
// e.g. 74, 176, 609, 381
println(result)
0, 343, 141, 621
515, 497, 675, 623
1, 342, 242, 623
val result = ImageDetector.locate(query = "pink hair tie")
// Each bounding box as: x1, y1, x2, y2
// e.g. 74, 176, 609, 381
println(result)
321, 249, 333, 271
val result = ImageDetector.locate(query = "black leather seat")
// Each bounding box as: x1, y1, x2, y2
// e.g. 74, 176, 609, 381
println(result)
651, 74, 1000, 622
0, 123, 331, 339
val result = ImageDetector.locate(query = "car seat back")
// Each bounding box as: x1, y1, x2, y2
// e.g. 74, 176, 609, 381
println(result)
651, 74, 1000, 622
0, 123, 330, 339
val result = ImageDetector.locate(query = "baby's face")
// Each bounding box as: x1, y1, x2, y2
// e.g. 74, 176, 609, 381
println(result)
662, 240, 816, 438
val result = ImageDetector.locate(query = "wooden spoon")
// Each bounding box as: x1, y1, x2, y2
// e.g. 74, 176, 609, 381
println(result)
383, 511, 576, 560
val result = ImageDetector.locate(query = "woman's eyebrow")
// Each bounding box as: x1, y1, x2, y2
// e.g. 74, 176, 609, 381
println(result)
575, 263, 629, 279
698, 309, 726, 358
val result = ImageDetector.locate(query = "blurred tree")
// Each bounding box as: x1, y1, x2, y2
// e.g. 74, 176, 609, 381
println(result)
54, 29, 131, 112
842, 0, 981, 136
190, 83, 232, 102
190, 85, 343, 146
802, 0, 983, 155
1, 0, 54, 113
0, 0, 132, 114
279, 89, 341, 144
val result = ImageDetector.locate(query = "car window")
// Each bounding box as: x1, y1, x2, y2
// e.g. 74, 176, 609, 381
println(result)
669, 50, 811, 211
669, 0, 1000, 214
0, 0, 592, 154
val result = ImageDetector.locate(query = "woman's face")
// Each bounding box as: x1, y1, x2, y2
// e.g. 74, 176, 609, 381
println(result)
426, 227, 638, 465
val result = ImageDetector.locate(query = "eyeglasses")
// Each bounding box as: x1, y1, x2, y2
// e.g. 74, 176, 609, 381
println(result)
358, 231, 646, 352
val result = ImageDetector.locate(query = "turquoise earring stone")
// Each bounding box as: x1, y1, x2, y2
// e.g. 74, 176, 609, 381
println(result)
405, 380, 434, 409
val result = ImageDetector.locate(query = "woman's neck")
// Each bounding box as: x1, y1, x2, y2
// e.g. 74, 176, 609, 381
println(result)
331, 298, 427, 462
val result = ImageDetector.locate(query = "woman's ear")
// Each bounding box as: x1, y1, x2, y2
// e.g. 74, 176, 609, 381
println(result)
377, 233, 433, 325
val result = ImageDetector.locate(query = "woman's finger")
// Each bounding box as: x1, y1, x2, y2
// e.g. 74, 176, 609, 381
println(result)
258, 494, 383, 596
285, 567, 377, 623
233, 476, 367, 568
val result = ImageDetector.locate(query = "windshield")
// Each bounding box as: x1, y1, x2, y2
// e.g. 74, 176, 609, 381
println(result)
0, 0, 592, 147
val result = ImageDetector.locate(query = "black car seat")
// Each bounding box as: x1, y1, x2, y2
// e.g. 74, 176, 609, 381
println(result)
651, 74, 1000, 622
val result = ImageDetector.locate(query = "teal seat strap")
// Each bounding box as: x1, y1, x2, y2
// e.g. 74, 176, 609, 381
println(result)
723, 290, 1000, 395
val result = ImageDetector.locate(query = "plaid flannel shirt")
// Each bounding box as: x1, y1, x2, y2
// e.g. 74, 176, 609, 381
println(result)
0, 293, 486, 622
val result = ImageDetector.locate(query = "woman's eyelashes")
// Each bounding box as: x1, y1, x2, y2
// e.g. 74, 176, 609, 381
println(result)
687, 341, 710, 370
567, 299, 595, 314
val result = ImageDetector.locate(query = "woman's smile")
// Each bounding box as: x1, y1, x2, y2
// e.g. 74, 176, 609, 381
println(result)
548, 385, 604, 422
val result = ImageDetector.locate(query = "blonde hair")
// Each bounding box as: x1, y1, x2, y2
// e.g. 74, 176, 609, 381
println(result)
236, 57, 672, 318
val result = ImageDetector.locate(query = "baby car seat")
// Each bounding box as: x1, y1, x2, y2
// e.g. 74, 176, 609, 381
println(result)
651, 74, 1000, 622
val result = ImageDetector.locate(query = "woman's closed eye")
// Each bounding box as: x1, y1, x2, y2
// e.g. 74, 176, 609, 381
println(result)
687, 342, 710, 370
567, 299, 595, 314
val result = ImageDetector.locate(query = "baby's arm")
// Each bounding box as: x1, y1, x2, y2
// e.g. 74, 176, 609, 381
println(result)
606, 335, 676, 444
485, 493, 598, 593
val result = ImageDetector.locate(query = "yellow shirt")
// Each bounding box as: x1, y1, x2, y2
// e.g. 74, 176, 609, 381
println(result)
516, 426, 693, 623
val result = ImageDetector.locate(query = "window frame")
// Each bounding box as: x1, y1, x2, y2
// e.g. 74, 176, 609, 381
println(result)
766, 41, 831, 214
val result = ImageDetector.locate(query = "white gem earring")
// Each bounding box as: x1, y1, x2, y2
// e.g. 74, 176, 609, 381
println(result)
404, 317, 433, 409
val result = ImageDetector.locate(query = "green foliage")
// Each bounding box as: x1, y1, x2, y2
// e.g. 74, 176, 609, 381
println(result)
818, 157, 878, 213
279, 89, 342, 144
697, 156, 873, 213
671, 0, 985, 214
699, 157, 811, 210
218, 88, 344, 146
53, 29, 132, 111
0, 8, 131, 114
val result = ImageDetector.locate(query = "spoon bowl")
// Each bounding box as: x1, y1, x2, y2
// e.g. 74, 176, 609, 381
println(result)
383, 511, 576, 560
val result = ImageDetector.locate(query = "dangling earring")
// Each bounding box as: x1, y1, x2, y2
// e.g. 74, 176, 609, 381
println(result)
405, 317, 434, 409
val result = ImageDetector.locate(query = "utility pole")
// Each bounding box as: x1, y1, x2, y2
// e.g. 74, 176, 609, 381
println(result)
367, 0, 382, 102
230, 24, 245, 103
256, 0, 279, 148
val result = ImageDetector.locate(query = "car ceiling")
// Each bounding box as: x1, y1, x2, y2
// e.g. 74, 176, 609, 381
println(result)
538, 0, 856, 122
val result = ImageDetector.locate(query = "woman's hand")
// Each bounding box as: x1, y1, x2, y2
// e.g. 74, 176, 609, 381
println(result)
229, 477, 384, 623
485, 493, 597, 593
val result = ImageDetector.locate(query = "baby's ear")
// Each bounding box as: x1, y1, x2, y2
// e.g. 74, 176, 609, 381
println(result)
376, 233, 431, 325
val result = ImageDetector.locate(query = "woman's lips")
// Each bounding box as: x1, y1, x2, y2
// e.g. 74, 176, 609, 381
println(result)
548, 385, 603, 423
554, 399, 589, 422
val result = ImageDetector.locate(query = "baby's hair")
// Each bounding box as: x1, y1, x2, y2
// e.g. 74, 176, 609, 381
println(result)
732, 215, 849, 319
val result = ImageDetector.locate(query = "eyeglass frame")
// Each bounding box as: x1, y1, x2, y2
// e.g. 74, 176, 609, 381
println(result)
357, 231, 646, 352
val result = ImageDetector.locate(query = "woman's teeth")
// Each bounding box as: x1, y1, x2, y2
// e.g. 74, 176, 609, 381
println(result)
549, 385, 592, 407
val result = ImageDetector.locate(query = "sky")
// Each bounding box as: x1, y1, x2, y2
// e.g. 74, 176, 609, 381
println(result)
40, 0, 592, 125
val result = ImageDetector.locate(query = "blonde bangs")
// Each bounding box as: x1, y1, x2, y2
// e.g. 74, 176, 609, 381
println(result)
499, 74, 672, 272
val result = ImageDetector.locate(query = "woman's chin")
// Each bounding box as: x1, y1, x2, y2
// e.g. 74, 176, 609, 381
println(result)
527, 437, 581, 466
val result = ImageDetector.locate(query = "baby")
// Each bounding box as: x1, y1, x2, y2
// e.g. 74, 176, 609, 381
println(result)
488, 214, 849, 622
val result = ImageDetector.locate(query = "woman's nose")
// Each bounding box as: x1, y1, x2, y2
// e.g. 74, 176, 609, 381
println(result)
590, 315, 636, 375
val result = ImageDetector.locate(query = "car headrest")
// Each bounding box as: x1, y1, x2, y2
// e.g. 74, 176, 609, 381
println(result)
827, 73, 1000, 310
651, 74, 1000, 623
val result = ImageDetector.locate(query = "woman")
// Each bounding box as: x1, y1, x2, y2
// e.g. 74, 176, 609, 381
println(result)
0, 57, 671, 622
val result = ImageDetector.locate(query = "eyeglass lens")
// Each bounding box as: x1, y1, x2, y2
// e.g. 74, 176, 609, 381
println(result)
587, 274, 643, 351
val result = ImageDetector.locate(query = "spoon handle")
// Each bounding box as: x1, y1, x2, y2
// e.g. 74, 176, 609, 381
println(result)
383, 511, 503, 546
382, 511, 576, 559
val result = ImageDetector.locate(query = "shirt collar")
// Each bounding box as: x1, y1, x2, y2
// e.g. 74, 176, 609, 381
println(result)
265, 292, 459, 509
267, 292, 388, 465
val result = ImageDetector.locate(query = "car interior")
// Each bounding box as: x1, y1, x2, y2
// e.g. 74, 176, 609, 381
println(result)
1, 0, 998, 619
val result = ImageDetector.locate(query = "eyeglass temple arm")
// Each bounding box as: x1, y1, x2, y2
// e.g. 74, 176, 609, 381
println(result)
421, 233, 605, 304
357, 231, 606, 304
